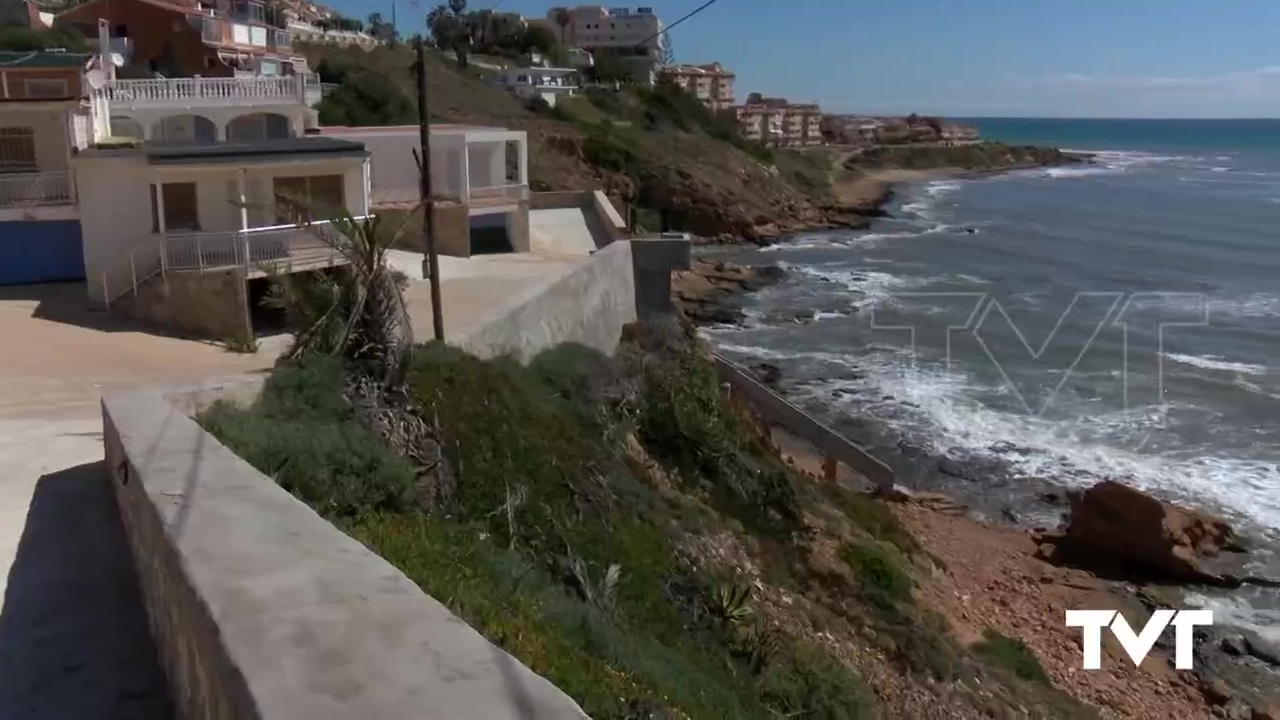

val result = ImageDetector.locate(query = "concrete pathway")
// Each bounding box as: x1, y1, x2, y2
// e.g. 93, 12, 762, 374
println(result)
0, 256, 587, 716
0, 282, 279, 719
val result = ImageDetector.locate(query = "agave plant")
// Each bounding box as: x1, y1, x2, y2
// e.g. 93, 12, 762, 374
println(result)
265, 209, 417, 385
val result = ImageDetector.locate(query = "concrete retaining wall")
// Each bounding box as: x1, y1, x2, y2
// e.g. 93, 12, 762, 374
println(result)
454, 237, 690, 362
456, 239, 638, 361
103, 388, 588, 720
118, 268, 252, 344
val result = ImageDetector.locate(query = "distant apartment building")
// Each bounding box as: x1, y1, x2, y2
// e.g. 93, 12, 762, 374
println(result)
734, 95, 822, 147
940, 122, 980, 144
535, 6, 663, 84
56, 0, 295, 77
538, 5, 664, 58
657, 62, 734, 109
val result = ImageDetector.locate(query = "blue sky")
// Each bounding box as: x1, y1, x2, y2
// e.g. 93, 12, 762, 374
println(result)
328, 0, 1280, 118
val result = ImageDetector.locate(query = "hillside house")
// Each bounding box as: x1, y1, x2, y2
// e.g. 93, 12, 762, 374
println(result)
56, 0, 295, 78
0, 51, 95, 286
494, 66, 579, 108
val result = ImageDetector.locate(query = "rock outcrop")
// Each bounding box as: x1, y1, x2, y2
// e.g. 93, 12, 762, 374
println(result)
1036, 480, 1246, 585
670, 259, 784, 325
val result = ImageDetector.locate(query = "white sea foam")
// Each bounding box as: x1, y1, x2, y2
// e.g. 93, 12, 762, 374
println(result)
1183, 592, 1280, 643
778, 263, 942, 308
795, 362, 1280, 531
1043, 166, 1112, 179
757, 237, 847, 253
1211, 166, 1232, 173
1164, 353, 1268, 376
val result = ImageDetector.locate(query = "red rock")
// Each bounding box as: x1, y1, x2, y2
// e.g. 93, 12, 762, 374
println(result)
1056, 480, 1243, 584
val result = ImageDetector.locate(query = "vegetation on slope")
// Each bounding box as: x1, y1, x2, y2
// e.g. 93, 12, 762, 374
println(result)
847, 142, 1076, 173
202, 325, 1099, 718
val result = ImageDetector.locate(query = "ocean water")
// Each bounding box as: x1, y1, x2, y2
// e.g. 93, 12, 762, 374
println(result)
703, 118, 1280, 634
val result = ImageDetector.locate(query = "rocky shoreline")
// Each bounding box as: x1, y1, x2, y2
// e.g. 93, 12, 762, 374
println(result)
676, 155, 1280, 719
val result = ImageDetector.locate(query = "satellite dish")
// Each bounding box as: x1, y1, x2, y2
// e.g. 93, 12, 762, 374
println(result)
109, 52, 125, 68
85, 68, 107, 90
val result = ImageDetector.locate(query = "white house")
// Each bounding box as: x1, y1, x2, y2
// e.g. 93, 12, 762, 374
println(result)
494, 66, 579, 108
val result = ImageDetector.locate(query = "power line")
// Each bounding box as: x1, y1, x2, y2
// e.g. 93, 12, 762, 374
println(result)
636, 0, 724, 51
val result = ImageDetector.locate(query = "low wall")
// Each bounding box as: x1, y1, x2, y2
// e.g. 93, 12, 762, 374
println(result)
455, 237, 690, 362
103, 387, 589, 720
712, 354, 895, 491
456, 239, 638, 361
118, 267, 252, 343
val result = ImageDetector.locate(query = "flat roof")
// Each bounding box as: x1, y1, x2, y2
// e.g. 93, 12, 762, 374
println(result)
145, 137, 368, 164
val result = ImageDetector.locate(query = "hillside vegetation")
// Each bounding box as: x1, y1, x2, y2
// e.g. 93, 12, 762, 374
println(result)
301, 41, 845, 241
847, 143, 1077, 173
202, 318, 1097, 719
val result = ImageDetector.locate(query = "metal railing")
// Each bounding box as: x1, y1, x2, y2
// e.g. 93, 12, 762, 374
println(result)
93, 76, 306, 107
713, 354, 895, 492
0, 170, 75, 208
164, 217, 367, 272
101, 243, 163, 308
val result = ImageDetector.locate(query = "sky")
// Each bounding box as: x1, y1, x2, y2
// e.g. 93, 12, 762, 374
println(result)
327, 0, 1280, 119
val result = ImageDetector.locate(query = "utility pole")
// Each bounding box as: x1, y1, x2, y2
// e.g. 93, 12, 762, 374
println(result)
415, 39, 444, 341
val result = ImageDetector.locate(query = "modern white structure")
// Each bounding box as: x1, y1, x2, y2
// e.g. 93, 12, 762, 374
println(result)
494, 67, 580, 107
286, 21, 379, 49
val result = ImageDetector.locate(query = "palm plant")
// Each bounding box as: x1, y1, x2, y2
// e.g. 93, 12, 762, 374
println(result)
554, 8, 571, 44
265, 209, 416, 385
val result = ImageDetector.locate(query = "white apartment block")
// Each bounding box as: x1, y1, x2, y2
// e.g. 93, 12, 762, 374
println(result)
658, 63, 735, 110
538, 6, 665, 59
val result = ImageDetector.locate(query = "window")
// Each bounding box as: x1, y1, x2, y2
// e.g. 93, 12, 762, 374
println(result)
0, 127, 35, 172
273, 175, 344, 221
114, 23, 128, 37
23, 79, 69, 99
150, 182, 200, 232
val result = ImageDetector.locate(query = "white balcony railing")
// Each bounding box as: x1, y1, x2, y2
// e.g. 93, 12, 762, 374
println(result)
93, 76, 306, 108
164, 218, 368, 272
0, 170, 75, 208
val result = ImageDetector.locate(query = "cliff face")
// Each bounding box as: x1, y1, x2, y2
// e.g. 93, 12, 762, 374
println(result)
849, 143, 1078, 173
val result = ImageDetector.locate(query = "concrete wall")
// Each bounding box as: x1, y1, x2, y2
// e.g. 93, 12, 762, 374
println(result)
102, 388, 589, 720
455, 238, 686, 361
0, 105, 73, 170
118, 266, 252, 343
433, 202, 470, 257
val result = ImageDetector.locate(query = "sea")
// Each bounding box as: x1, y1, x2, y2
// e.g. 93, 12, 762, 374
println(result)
701, 118, 1280, 637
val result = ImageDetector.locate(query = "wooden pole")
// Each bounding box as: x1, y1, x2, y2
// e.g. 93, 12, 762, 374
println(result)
415, 39, 444, 341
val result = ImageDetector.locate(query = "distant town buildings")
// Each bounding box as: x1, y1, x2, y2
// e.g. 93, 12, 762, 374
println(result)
656, 62, 734, 110
495, 66, 580, 108
731, 94, 822, 147
287, 20, 378, 49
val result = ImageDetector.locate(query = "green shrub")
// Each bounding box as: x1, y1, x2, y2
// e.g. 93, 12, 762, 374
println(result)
823, 484, 920, 556
582, 126, 636, 172
760, 642, 874, 719
628, 340, 800, 536
199, 356, 418, 517
974, 629, 1050, 685
839, 541, 913, 609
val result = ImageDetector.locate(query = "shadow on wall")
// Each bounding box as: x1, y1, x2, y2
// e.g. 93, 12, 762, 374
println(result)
0, 462, 173, 719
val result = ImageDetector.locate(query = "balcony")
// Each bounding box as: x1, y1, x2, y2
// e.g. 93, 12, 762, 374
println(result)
93, 76, 307, 109
0, 170, 75, 209
164, 219, 364, 276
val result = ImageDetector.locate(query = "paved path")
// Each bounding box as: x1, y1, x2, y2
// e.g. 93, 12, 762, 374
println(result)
0, 283, 278, 719
0, 255, 585, 717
